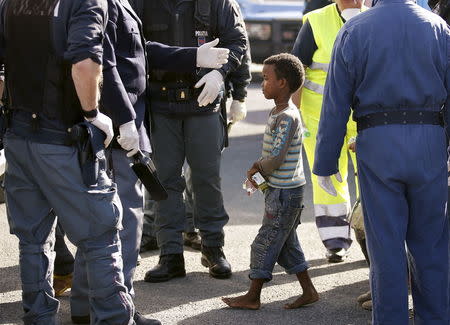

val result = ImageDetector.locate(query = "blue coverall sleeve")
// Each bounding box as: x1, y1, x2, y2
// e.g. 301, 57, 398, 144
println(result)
445, 28, 450, 134
64, 0, 108, 65
101, 2, 136, 127
312, 28, 355, 176
146, 41, 197, 72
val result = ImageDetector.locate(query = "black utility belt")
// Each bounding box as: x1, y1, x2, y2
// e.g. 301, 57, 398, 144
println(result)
149, 84, 200, 102
355, 110, 444, 132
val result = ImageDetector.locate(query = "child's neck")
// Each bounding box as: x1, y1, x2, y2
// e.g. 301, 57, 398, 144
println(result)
272, 94, 291, 114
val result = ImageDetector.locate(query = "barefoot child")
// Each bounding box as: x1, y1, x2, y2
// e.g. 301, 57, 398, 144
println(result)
222, 53, 318, 310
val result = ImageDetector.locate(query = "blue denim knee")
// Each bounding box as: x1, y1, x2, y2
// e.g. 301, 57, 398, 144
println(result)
249, 186, 308, 281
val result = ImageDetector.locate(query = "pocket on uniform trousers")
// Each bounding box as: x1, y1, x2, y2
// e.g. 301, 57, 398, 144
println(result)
87, 183, 123, 235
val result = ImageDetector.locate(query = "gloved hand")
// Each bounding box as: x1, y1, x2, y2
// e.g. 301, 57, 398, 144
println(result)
194, 70, 224, 107
117, 120, 140, 157
85, 112, 114, 148
230, 99, 247, 123
317, 172, 342, 197
196, 38, 229, 69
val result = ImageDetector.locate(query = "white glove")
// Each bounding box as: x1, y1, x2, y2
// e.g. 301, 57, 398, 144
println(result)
230, 100, 247, 123
317, 172, 342, 197
85, 112, 114, 148
117, 120, 140, 157
194, 70, 224, 107
196, 38, 229, 69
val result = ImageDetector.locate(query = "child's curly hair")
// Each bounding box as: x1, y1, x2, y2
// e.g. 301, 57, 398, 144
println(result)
263, 53, 305, 93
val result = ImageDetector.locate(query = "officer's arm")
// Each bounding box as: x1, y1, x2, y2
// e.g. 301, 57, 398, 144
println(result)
66, 0, 108, 112
229, 47, 252, 101
214, 0, 247, 78
72, 58, 102, 112
101, 3, 136, 126
146, 41, 197, 72
291, 20, 317, 108
312, 28, 354, 177
64, 0, 107, 65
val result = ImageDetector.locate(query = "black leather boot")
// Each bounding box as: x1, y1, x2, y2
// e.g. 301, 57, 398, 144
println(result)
201, 246, 232, 279
144, 254, 186, 283
134, 311, 162, 325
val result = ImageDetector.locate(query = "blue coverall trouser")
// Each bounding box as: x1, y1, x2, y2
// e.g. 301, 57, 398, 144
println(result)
71, 148, 143, 317
356, 125, 449, 325
4, 132, 134, 325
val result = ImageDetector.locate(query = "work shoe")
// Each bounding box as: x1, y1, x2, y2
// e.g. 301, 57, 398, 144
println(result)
361, 300, 372, 311
144, 254, 186, 283
326, 248, 348, 263
201, 246, 232, 279
53, 273, 73, 297
183, 231, 201, 251
140, 235, 158, 253
71, 314, 90, 324
134, 311, 161, 325
357, 290, 371, 304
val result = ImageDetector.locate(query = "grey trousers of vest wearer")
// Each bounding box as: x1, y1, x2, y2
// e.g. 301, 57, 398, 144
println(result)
151, 112, 229, 255
71, 148, 143, 317
3, 133, 134, 325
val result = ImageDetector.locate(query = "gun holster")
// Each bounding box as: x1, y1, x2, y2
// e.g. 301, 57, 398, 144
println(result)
69, 122, 106, 187
131, 150, 168, 201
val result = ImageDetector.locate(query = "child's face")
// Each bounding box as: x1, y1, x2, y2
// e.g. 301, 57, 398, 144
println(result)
261, 64, 282, 100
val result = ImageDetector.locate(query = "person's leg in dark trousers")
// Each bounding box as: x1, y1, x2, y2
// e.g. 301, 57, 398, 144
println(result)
53, 221, 74, 296
357, 125, 449, 325
144, 113, 187, 282
185, 114, 231, 278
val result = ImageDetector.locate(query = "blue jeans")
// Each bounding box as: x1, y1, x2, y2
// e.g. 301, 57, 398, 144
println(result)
250, 185, 308, 281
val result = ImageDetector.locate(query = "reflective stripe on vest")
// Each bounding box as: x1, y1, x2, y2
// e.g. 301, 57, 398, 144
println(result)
304, 79, 325, 95
309, 61, 329, 72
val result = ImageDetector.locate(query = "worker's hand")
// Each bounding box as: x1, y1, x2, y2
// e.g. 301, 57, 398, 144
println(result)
317, 172, 342, 197
117, 120, 140, 157
195, 70, 224, 107
196, 38, 229, 69
230, 99, 247, 123
85, 112, 114, 148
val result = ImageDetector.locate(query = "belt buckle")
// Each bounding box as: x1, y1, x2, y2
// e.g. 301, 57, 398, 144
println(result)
175, 88, 189, 101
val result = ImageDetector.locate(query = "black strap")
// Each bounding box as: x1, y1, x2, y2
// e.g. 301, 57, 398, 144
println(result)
355, 110, 444, 132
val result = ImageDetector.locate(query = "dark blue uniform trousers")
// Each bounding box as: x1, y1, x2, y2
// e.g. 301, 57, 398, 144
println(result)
356, 124, 449, 325
71, 148, 143, 317
3, 133, 134, 325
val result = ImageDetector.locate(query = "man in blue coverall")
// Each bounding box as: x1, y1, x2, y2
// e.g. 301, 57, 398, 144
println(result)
312, 1, 450, 324
68, 0, 229, 324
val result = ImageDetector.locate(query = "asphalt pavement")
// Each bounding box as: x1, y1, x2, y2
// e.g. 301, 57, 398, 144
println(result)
0, 82, 377, 325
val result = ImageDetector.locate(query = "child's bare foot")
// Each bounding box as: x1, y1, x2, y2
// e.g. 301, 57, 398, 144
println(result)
222, 294, 261, 310
283, 291, 319, 309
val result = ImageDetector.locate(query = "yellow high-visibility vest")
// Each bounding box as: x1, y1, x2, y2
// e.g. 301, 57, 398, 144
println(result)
300, 4, 365, 123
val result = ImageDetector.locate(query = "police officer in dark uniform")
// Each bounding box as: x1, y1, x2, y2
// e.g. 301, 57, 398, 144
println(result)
65, 0, 229, 323
0, 0, 136, 324
131, 0, 247, 282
